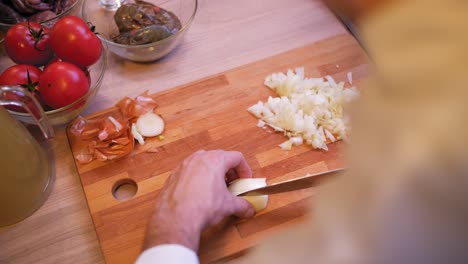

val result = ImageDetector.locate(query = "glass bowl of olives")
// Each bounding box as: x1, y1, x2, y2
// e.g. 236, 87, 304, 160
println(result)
82, 0, 197, 62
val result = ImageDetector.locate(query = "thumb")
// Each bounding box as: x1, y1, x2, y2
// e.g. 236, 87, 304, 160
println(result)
227, 195, 255, 219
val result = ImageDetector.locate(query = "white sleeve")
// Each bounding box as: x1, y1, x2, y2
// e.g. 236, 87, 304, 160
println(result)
135, 244, 199, 264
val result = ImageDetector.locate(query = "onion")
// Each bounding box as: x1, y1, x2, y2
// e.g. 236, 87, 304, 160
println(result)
131, 123, 145, 145
279, 140, 292, 151
290, 136, 303, 145
347, 72, 353, 85
136, 112, 165, 137
228, 178, 268, 212
257, 120, 266, 128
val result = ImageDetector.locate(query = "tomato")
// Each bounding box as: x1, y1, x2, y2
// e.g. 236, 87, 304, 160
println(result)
46, 55, 63, 66
4, 22, 54, 67
0, 64, 42, 88
49, 16, 102, 67
39, 61, 90, 109
0, 64, 42, 112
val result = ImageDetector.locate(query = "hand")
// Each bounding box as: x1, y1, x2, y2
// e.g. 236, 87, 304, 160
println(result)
143, 150, 256, 252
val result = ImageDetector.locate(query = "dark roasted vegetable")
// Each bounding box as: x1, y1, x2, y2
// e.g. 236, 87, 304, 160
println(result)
0, 1, 25, 24
10, 0, 52, 15
112, 0, 181, 45
0, 0, 77, 24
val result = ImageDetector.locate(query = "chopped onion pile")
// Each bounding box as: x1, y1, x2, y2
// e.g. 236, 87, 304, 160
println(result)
248, 67, 359, 151
71, 91, 164, 164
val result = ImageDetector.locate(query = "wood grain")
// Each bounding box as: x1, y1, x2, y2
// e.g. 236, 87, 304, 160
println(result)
67, 34, 368, 264
0, 1, 356, 263
82, 0, 348, 115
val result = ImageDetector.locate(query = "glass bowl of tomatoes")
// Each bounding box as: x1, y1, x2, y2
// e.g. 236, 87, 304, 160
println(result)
0, 17, 107, 127
82, 0, 197, 62
0, 0, 85, 43
0, 50, 107, 126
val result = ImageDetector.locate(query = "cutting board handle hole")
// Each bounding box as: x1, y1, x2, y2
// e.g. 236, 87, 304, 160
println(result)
112, 179, 138, 201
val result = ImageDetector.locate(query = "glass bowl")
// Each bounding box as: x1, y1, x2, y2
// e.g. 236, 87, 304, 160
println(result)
0, 43, 107, 126
0, 0, 85, 43
82, 0, 197, 62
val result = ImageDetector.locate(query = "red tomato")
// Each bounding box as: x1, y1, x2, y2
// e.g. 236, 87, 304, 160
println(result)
39, 61, 90, 109
0, 64, 42, 87
46, 55, 63, 66
0, 64, 42, 112
4, 22, 54, 67
49, 16, 102, 67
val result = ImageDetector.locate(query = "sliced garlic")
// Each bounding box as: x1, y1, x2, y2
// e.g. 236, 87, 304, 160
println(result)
228, 178, 268, 212
136, 112, 165, 137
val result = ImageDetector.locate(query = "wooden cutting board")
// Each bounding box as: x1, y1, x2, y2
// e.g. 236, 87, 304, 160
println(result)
67, 33, 368, 264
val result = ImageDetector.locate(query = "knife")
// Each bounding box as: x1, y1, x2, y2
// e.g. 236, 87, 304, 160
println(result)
237, 168, 345, 196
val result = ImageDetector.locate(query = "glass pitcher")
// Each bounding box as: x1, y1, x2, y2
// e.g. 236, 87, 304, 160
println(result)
0, 85, 54, 227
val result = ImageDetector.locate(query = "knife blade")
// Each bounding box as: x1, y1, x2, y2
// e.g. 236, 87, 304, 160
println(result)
237, 168, 345, 196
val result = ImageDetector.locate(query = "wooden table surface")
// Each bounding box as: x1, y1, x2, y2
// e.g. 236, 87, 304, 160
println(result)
0, 0, 348, 263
